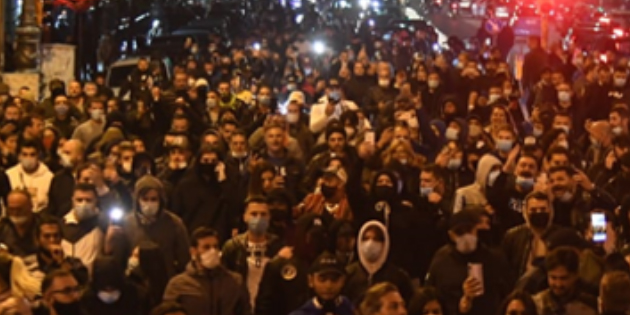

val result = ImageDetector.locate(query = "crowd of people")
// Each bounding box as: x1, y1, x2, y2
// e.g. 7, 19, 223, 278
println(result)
0, 2, 630, 315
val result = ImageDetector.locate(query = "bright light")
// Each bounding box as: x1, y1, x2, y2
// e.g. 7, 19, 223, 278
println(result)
110, 208, 124, 221
371, 1, 380, 8
313, 41, 326, 54
369, 19, 375, 27
432, 43, 440, 52
152, 20, 160, 28
614, 28, 625, 37
359, 0, 370, 10
296, 14, 304, 23
253, 42, 261, 50
600, 17, 611, 24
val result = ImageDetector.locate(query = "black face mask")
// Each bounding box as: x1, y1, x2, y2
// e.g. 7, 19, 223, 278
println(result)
374, 185, 396, 201
321, 185, 337, 199
477, 229, 493, 246
221, 94, 231, 102
53, 301, 83, 315
529, 212, 550, 229
199, 163, 217, 179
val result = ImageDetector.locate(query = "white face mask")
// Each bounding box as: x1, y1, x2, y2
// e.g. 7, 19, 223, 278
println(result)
74, 202, 97, 220
455, 233, 477, 254
378, 79, 390, 87
20, 157, 37, 171
231, 151, 248, 159
286, 112, 299, 124
91, 109, 104, 121
97, 290, 121, 304
488, 94, 501, 104
127, 257, 139, 270
9, 216, 29, 226
139, 200, 159, 217
122, 161, 132, 173
200, 248, 221, 269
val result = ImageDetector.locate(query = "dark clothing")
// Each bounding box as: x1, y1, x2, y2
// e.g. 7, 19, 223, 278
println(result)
364, 85, 398, 119
486, 172, 530, 233
289, 297, 354, 315
164, 263, 251, 315
343, 262, 414, 305
47, 168, 75, 218
425, 244, 513, 315
221, 233, 284, 281
522, 47, 548, 90
81, 278, 147, 315
551, 187, 616, 229
255, 256, 310, 315
501, 224, 562, 277
0, 215, 41, 257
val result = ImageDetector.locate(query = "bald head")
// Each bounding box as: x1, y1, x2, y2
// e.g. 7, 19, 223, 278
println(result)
6, 190, 34, 225
61, 139, 84, 168
589, 120, 613, 146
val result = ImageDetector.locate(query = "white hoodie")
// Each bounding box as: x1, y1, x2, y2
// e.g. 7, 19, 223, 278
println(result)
358, 220, 390, 278
6, 162, 53, 212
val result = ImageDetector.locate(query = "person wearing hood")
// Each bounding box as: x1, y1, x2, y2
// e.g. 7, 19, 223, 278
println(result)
157, 141, 191, 199
343, 220, 413, 305
426, 210, 513, 315
548, 166, 616, 228
164, 227, 251, 315
81, 256, 148, 315
6, 140, 53, 212
501, 191, 562, 278
487, 147, 541, 232
453, 153, 501, 214
172, 145, 230, 238
256, 213, 328, 315
60, 183, 106, 273
221, 195, 286, 310
118, 175, 191, 279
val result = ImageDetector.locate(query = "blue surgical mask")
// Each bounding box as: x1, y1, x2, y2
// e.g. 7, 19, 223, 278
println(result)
515, 176, 535, 190
97, 290, 121, 304
328, 90, 341, 102
496, 139, 513, 152
248, 216, 269, 235
420, 187, 433, 197
447, 158, 462, 170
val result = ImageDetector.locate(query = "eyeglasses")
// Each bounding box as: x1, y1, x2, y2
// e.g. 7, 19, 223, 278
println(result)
51, 286, 82, 296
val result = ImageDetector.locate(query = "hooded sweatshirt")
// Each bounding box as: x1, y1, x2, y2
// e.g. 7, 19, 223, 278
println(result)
121, 175, 191, 279
343, 221, 414, 304
453, 154, 501, 213
6, 162, 53, 212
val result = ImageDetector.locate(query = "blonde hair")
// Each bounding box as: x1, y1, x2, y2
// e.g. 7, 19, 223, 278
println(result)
382, 139, 424, 168
360, 282, 400, 315
9, 256, 41, 300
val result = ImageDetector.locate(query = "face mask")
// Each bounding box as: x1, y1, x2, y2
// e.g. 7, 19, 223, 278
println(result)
558, 91, 571, 102
447, 158, 462, 170
221, 93, 231, 102
533, 127, 544, 137
613, 126, 623, 135
74, 202, 96, 220
200, 248, 221, 269
20, 157, 37, 171
97, 290, 121, 304
53, 301, 83, 315
59, 152, 73, 168
529, 212, 550, 229
488, 94, 501, 103
555, 125, 570, 133
557, 140, 569, 149
258, 95, 271, 106
407, 117, 419, 129
248, 216, 269, 235
469, 125, 482, 137
455, 233, 477, 254
199, 163, 217, 179
360, 239, 383, 262
445, 127, 459, 141
9, 215, 28, 226
428, 80, 439, 89
559, 190, 573, 202
420, 186, 433, 197
287, 112, 299, 124
287, 83, 297, 91
378, 79, 390, 88
374, 185, 395, 201
139, 200, 159, 217
122, 161, 132, 173
55, 105, 69, 116
516, 176, 535, 190
328, 90, 341, 102
128, 257, 139, 270
320, 185, 337, 199
615, 78, 627, 87
90, 109, 104, 121
487, 170, 501, 187
231, 151, 248, 159
344, 127, 356, 138
496, 139, 513, 152
206, 99, 217, 108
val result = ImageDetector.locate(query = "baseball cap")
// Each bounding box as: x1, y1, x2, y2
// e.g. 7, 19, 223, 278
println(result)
310, 252, 345, 275
449, 210, 482, 232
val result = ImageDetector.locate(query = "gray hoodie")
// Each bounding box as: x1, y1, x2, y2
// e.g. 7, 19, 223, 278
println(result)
453, 154, 502, 213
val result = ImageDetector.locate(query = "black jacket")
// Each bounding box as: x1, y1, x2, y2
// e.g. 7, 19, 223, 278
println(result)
47, 168, 75, 218
255, 256, 310, 315
501, 224, 562, 277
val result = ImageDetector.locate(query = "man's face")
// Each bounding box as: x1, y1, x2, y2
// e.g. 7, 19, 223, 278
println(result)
46, 275, 81, 306
551, 73, 564, 86
203, 134, 220, 147
174, 74, 188, 90
259, 87, 272, 98
354, 63, 365, 76
327, 132, 346, 153
548, 266, 578, 298
549, 171, 574, 198
67, 82, 81, 97
6, 193, 32, 222
29, 118, 45, 138
84, 83, 98, 97
61, 141, 79, 165
244, 202, 270, 223
220, 123, 236, 141
420, 171, 438, 189
19, 147, 39, 164
515, 157, 537, 177
610, 112, 625, 128
169, 148, 187, 165
4, 106, 20, 121
230, 135, 247, 154
72, 190, 96, 210
393, 127, 410, 142
138, 60, 149, 72
497, 130, 514, 142
218, 83, 231, 96
308, 272, 345, 301
553, 115, 571, 132
192, 236, 220, 261
38, 223, 61, 250
525, 198, 550, 217
172, 118, 189, 133
265, 127, 285, 152
549, 154, 570, 168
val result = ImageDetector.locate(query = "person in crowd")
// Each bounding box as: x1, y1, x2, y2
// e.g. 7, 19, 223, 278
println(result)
296, 166, 353, 223
497, 290, 538, 315
310, 77, 360, 137
151, 302, 188, 315
72, 97, 107, 146
6, 140, 53, 211
407, 287, 448, 315
532, 247, 597, 315
426, 210, 513, 315
599, 271, 630, 315
343, 220, 413, 304
46, 93, 79, 139
164, 227, 251, 315
221, 195, 285, 309
359, 282, 408, 315
81, 256, 148, 315
126, 241, 171, 309
36, 269, 85, 315
0, 190, 42, 259
0, 251, 40, 303
47, 139, 85, 218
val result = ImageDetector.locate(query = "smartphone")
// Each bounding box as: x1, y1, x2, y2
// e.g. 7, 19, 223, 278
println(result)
591, 213, 607, 243
468, 263, 484, 296
365, 130, 375, 144
110, 208, 124, 223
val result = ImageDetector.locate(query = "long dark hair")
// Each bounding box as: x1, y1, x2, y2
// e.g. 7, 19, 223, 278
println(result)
408, 286, 450, 315
497, 290, 538, 315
